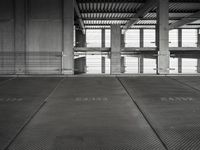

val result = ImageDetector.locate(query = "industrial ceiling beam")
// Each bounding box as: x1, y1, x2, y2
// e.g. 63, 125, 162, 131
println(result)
169, 10, 200, 29
74, 0, 85, 34
82, 18, 180, 21
77, 0, 200, 3
122, 0, 157, 34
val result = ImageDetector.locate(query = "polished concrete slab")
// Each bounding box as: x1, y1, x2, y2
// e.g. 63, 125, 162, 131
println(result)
120, 77, 200, 150
0, 78, 13, 86
0, 78, 62, 150
170, 76, 200, 91
8, 78, 165, 150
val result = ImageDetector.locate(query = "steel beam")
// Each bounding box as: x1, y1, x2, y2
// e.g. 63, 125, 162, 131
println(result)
122, 0, 157, 33
74, 0, 85, 34
169, 11, 200, 29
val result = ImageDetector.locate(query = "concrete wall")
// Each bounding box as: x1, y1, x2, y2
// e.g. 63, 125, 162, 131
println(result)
0, 0, 15, 74
0, 0, 65, 75
27, 0, 62, 74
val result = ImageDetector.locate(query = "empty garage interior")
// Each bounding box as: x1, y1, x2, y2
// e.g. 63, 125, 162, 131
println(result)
1, 0, 200, 150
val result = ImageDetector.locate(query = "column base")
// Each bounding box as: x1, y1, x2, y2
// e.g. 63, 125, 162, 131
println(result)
157, 51, 170, 75
62, 69, 74, 75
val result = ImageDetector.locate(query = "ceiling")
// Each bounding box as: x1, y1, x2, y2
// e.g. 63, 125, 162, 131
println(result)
75, 0, 200, 29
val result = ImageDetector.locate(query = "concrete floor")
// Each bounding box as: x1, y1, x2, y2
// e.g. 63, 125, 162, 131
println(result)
0, 76, 200, 150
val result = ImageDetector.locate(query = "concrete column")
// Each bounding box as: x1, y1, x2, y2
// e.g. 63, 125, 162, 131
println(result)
102, 29, 105, 48
197, 29, 200, 73
63, 0, 74, 74
140, 29, 144, 48
139, 29, 144, 73
178, 29, 182, 47
178, 29, 182, 74
111, 25, 121, 74
14, 0, 26, 74
102, 57, 105, 73
121, 34, 125, 48
156, 0, 170, 74
197, 29, 200, 47
139, 56, 144, 74
121, 56, 125, 73
178, 57, 182, 73
197, 59, 200, 73
75, 29, 86, 47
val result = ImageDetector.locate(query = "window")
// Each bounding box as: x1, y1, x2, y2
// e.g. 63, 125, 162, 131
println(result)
144, 58, 156, 74
182, 58, 197, 73
170, 58, 178, 74
86, 29, 101, 47
169, 29, 178, 47
125, 30, 140, 47
144, 29, 156, 47
124, 56, 139, 73
86, 54, 102, 74
182, 29, 197, 47
105, 29, 111, 47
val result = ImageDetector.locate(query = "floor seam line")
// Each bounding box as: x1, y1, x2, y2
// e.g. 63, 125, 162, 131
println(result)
167, 76, 200, 93
116, 77, 168, 150
0, 77, 17, 87
4, 78, 65, 150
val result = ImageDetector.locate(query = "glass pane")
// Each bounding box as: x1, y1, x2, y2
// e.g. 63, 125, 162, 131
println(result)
169, 29, 178, 47
144, 29, 156, 47
144, 58, 156, 73
101, 54, 110, 74
170, 58, 178, 74
125, 29, 140, 47
86, 54, 102, 74
182, 29, 197, 47
105, 29, 111, 47
182, 58, 197, 73
124, 56, 139, 73
86, 29, 101, 47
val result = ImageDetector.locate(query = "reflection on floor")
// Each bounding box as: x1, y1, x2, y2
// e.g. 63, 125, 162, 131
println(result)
74, 52, 200, 75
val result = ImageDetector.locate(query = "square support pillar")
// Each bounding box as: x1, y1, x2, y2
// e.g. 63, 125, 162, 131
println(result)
197, 29, 200, 47
140, 29, 144, 48
177, 29, 182, 74
198, 30, 200, 73
139, 56, 144, 74
178, 29, 182, 47
197, 59, 200, 73
14, 0, 26, 74
75, 29, 86, 47
102, 29, 106, 48
63, 0, 74, 74
121, 56, 125, 73
121, 34, 125, 48
102, 57, 106, 74
178, 58, 182, 74
111, 25, 121, 74
156, 0, 170, 75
